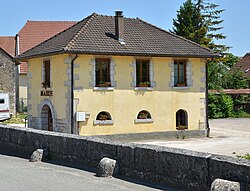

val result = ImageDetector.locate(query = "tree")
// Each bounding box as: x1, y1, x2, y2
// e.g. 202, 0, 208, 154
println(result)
221, 53, 240, 69
171, 0, 210, 47
194, 0, 229, 53
222, 68, 248, 89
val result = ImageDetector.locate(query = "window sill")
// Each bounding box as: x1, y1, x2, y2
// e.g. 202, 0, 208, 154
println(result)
173, 86, 190, 90
134, 87, 154, 91
134, 119, 154, 124
93, 120, 114, 125
93, 87, 114, 91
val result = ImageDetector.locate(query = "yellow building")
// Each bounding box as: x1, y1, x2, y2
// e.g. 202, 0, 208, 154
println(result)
18, 12, 217, 136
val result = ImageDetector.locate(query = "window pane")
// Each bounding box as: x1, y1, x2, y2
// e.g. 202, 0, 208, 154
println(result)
136, 60, 150, 86
95, 59, 110, 86
179, 62, 185, 83
174, 63, 178, 85
174, 61, 186, 86
0, 99, 4, 104
44, 60, 50, 87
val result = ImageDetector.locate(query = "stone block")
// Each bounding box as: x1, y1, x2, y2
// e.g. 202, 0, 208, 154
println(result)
96, 157, 118, 177
30, 149, 44, 162
211, 179, 240, 191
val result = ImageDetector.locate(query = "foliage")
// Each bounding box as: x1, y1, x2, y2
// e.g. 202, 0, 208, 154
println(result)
221, 53, 240, 68
208, 93, 233, 118
1, 113, 28, 124
171, 0, 210, 47
222, 69, 248, 89
237, 153, 250, 160
194, 0, 229, 53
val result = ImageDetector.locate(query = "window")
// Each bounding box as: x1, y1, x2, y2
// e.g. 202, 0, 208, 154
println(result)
176, 109, 188, 130
94, 111, 113, 125
136, 60, 150, 87
174, 60, 187, 87
135, 110, 153, 123
43, 60, 50, 88
0, 99, 4, 104
95, 59, 111, 87
137, 110, 151, 119
96, 111, 112, 120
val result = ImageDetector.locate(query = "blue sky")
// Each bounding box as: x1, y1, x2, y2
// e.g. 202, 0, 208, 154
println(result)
0, 0, 249, 56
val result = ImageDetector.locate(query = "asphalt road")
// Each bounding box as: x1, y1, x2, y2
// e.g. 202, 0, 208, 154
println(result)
0, 154, 177, 191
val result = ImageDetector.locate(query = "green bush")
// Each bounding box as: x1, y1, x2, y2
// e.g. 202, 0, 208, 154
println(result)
208, 93, 233, 118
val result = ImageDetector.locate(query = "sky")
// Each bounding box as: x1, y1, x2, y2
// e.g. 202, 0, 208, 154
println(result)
0, 0, 249, 57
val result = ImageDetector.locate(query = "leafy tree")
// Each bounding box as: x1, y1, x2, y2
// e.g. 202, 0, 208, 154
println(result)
208, 93, 233, 118
171, 0, 210, 47
222, 68, 248, 89
221, 53, 240, 68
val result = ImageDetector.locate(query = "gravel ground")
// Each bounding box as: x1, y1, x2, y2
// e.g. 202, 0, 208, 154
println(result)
135, 118, 250, 157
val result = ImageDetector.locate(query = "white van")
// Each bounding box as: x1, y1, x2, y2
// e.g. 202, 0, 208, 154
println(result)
0, 93, 11, 121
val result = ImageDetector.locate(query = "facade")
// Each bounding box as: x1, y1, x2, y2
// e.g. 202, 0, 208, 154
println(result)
16, 21, 77, 111
0, 49, 16, 114
0, 37, 16, 114
18, 12, 217, 136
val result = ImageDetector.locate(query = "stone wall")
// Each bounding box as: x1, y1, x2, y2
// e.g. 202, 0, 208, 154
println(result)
0, 124, 249, 191
0, 50, 15, 113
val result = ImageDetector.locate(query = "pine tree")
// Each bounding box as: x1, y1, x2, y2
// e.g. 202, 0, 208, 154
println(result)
171, 0, 210, 47
194, 0, 229, 53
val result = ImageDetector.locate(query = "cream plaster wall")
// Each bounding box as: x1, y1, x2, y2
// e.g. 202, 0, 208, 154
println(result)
28, 54, 206, 135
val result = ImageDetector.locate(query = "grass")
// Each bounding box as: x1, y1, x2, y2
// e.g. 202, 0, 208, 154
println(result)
1, 113, 28, 124
237, 153, 250, 160
232, 110, 250, 118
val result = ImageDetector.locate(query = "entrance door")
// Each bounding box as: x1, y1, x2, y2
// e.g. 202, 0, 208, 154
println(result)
48, 107, 53, 131
41, 104, 53, 131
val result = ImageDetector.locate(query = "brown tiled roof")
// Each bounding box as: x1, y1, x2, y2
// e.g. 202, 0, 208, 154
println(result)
233, 53, 250, 78
18, 20, 77, 73
0, 36, 15, 57
18, 13, 218, 60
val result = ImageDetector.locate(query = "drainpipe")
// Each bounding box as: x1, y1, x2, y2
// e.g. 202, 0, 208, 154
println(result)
15, 34, 20, 113
71, 54, 78, 134
205, 61, 210, 137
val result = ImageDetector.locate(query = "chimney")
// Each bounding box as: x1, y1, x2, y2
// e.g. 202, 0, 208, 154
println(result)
115, 11, 125, 44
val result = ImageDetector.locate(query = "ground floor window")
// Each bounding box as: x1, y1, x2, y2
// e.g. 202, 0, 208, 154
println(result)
176, 109, 188, 130
96, 111, 112, 120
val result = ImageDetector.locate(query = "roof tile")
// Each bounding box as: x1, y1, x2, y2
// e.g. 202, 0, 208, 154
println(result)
0, 36, 15, 57
18, 13, 218, 59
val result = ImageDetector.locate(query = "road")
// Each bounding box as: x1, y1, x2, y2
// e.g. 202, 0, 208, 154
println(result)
135, 118, 250, 157
0, 154, 176, 191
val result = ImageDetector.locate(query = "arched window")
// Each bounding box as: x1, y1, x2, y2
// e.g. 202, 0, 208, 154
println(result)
137, 110, 151, 119
96, 111, 112, 120
176, 109, 188, 130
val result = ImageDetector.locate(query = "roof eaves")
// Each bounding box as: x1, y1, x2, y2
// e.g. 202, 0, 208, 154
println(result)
0, 47, 14, 61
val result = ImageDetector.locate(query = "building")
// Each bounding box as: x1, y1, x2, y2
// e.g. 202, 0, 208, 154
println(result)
233, 53, 250, 87
0, 36, 16, 113
18, 12, 218, 136
16, 20, 77, 111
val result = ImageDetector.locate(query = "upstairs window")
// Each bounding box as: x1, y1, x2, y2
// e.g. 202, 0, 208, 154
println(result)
95, 59, 111, 87
42, 60, 51, 88
136, 60, 150, 87
174, 60, 187, 87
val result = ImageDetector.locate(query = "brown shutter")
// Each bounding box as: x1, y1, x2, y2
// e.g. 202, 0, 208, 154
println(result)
44, 60, 50, 88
